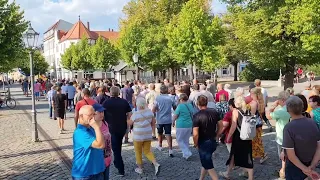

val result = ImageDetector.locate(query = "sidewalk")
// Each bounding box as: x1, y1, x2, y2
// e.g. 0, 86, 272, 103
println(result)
0, 89, 70, 179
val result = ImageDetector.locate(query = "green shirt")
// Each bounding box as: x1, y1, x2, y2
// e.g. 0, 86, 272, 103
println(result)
174, 103, 194, 128
271, 105, 291, 145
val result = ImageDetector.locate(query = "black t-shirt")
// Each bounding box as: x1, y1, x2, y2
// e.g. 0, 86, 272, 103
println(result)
102, 97, 132, 134
193, 109, 220, 143
53, 94, 66, 109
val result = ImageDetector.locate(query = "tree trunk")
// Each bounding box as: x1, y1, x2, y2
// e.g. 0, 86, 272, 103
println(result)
162, 70, 166, 80
232, 62, 238, 81
154, 71, 158, 83
169, 67, 174, 84
189, 64, 194, 81
193, 62, 197, 80
284, 59, 295, 90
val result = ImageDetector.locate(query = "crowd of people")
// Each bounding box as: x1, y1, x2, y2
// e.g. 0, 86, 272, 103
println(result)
20, 77, 320, 180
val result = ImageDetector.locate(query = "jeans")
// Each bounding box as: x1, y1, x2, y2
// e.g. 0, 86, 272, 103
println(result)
72, 172, 104, 180
68, 99, 74, 109
176, 128, 192, 158
261, 112, 272, 127
49, 104, 53, 118
198, 139, 217, 170
111, 132, 126, 174
285, 160, 310, 180
103, 166, 109, 180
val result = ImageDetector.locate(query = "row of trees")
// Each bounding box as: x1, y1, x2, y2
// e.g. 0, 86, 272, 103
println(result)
118, 0, 320, 89
61, 37, 119, 73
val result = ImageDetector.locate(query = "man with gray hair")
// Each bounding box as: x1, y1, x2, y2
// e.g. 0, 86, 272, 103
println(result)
153, 85, 176, 157
266, 91, 290, 178
282, 96, 320, 180
102, 86, 132, 176
199, 84, 214, 102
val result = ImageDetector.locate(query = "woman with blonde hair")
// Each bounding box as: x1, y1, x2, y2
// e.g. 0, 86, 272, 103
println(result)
127, 97, 160, 175
219, 96, 254, 180
250, 87, 268, 164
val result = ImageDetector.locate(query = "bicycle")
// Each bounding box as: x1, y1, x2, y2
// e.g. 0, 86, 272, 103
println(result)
0, 89, 16, 109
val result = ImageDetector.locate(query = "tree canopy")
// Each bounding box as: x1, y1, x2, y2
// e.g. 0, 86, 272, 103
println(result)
0, 0, 28, 72
19, 50, 49, 75
223, 0, 320, 88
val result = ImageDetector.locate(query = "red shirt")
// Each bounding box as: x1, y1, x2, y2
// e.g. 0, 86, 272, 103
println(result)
223, 111, 233, 143
215, 90, 229, 102
75, 97, 97, 112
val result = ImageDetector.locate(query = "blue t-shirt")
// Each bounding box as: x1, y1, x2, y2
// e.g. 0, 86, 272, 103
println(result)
154, 94, 175, 124
72, 124, 105, 178
174, 103, 194, 128
66, 85, 76, 99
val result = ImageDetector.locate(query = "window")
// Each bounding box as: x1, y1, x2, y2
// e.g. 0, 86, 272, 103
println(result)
84, 71, 93, 79
222, 68, 228, 75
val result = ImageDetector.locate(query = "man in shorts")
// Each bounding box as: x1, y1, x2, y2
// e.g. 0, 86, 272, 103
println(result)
153, 85, 176, 157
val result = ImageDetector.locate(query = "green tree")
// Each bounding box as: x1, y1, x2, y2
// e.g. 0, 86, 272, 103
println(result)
61, 43, 77, 71
167, 0, 224, 79
0, 0, 28, 72
71, 37, 93, 71
91, 36, 120, 72
19, 50, 49, 75
222, 1, 320, 89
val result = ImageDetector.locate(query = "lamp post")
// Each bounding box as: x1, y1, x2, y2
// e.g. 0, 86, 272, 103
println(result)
133, 53, 139, 80
23, 22, 40, 142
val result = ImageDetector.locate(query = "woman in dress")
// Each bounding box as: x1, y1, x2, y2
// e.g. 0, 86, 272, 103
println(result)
219, 96, 254, 180
127, 97, 160, 175
173, 93, 194, 160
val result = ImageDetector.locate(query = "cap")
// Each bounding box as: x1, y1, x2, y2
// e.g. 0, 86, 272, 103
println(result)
92, 103, 105, 112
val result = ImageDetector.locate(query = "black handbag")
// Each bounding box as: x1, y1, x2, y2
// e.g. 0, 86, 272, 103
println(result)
220, 133, 226, 144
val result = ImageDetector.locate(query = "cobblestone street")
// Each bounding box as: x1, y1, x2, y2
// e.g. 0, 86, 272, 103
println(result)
0, 81, 318, 179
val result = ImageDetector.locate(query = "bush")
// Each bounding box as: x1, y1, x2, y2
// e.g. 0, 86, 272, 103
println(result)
305, 64, 320, 76
239, 63, 280, 81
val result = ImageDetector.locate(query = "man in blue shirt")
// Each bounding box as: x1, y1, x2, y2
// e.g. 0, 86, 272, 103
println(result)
72, 105, 105, 180
66, 82, 76, 112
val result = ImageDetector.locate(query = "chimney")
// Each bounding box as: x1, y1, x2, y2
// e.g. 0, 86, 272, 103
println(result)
87, 22, 90, 30
112, 29, 113, 32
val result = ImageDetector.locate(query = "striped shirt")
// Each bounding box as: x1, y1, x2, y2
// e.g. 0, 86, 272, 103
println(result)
131, 109, 154, 142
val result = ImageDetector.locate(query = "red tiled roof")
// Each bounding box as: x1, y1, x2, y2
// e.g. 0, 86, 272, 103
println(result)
91, 31, 119, 41
57, 30, 66, 40
44, 20, 61, 33
60, 20, 95, 42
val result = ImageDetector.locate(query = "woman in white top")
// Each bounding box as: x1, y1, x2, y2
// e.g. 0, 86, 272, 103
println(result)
127, 97, 160, 175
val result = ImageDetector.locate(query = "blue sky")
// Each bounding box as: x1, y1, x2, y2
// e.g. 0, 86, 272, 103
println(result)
15, 0, 227, 38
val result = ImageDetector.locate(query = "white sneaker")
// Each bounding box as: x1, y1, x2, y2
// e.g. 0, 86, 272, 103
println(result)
154, 163, 160, 175
135, 168, 143, 174
169, 149, 174, 157
155, 145, 162, 151
184, 154, 192, 160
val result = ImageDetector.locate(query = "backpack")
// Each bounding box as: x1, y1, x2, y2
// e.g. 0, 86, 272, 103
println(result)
237, 110, 257, 140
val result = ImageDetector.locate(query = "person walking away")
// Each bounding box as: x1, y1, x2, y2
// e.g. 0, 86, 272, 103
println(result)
266, 91, 291, 179
92, 104, 112, 180
193, 95, 223, 180
89, 83, 97, 98
74, 88, 96, 128
146, 83, 158, 139
72, 105, 105, 180
200, 84, 214, 102
153, 85, 176, 157
282, 96, 320, 180
52, 87, 67, 134
309, 95, 320, 128
34, 80, 41, 101
41, 80, 46, 97
254, 79, 273, 130
61, 82, 68, 96
127, 97, 160, 175
221, 98, 236, 152
216, 94, 229, 121
22, 80, 29, 97
67, 82, 76, 112
219, 96, 254, 180
173, 93, 194, 160
250, 87, 269, 164
96, 87, 109, 105
47, 86, 56, 119
102, 86, 132, 176
74, 86, 83, 106
215, 84, 229, 102
120, 81, 135, 143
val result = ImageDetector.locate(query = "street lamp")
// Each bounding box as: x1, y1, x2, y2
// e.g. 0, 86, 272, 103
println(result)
133, 53, 139, 80
23, 22, 40, 142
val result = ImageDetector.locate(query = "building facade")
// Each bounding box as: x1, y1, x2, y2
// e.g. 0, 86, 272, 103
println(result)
43, 18, 119, 81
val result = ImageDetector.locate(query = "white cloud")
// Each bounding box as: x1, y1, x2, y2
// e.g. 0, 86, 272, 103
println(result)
13, 0, 226, 41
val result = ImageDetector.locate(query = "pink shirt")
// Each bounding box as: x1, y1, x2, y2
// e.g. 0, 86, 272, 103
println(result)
34, 83, 41, 92
215, 90, 229, 102
101, 122, 112, 167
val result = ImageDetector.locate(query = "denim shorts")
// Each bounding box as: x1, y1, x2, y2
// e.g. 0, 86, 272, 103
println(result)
157, 124, 172, 135
285, 160, 310, 180
35, 92, 40, 97
198, 139, 217, 170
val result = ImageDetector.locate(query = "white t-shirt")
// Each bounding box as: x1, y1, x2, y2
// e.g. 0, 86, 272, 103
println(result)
261, 87, 268, 105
